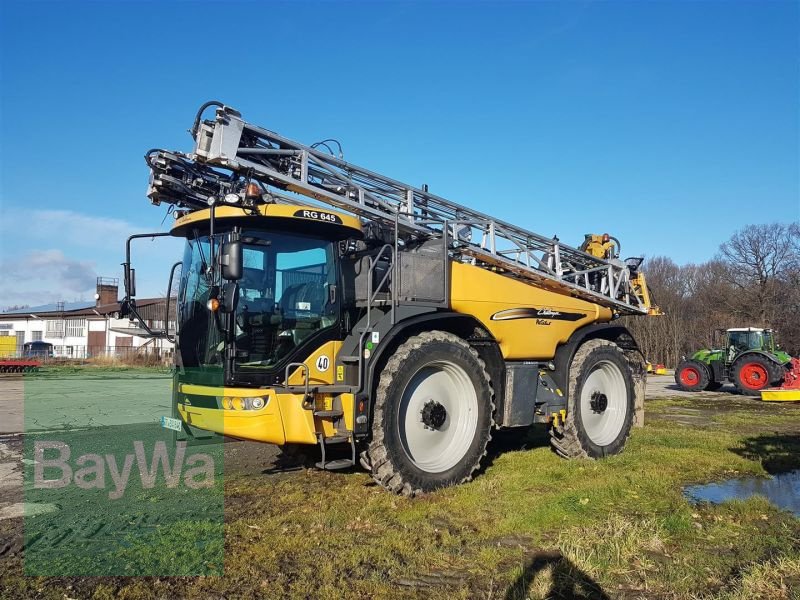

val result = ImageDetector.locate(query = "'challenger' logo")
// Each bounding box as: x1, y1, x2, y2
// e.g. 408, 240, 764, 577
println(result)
490, 308, 586, 322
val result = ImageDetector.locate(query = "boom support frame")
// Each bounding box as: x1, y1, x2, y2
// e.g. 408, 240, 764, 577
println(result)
147, 103, 652, 315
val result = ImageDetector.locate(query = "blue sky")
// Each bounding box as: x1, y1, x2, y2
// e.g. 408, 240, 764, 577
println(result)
1, 0, 798, 308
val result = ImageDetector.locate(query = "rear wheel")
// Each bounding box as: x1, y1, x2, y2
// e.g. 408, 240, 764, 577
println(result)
366, 331, 494, 496
732, 354, 784, 396
550, 339, 634, 459
675, 360, 710, 392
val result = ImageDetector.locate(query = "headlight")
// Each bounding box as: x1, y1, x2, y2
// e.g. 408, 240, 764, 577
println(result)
232, 397, 245, 410
247, 397, 266, 410
222, 396, 233, 410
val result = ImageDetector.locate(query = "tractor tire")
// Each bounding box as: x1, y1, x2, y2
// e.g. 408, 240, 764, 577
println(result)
675, 360, 710, 392
732, 354, 785, 396
550, 339, 635, 459
365, 331, 494, 496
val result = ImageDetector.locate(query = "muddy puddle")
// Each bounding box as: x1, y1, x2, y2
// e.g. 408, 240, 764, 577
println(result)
684, 470, 800, 516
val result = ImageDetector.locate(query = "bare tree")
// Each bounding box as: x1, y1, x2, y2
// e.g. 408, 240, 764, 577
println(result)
623, 222, 799, 366
770, 222, 800, 353
717, 223, 799, 326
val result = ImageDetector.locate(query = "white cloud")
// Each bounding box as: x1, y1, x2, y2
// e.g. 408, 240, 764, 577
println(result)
0, 208, 185, 308
0, 249, 97, 308
30, 209, 139, 250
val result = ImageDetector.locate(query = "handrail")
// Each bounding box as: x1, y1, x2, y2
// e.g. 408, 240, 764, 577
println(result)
284, 362, 311, 407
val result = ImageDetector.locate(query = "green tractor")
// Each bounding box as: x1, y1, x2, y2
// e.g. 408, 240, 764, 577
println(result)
675, 328, 792, 396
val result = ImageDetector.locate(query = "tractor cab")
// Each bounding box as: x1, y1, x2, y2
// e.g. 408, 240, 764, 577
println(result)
719, 328, 777, 363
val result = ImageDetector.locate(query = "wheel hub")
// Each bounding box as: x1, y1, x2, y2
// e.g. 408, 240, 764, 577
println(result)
741, 363, 768, 389
420, 400, 447, 430
580, 360, 627, 446
589, 391, 608, 413
399, 360, 479, 473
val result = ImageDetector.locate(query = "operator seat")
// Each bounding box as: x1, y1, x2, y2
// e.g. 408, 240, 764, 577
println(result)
240, 268, 274, 312
278, 279, 327, 348
280, 280, 325, 315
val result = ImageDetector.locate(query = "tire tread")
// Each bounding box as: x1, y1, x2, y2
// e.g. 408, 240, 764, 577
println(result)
549, 339, 633, 459
366, 330, 495, 496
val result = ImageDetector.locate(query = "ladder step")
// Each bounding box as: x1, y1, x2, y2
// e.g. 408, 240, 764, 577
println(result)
315, 458, 354, 471
339, 355, 359, 364
322, 434, 350, 445
314, 409, 343, 418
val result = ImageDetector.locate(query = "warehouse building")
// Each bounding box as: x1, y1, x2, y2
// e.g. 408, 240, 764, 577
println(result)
0, 278, 175, 359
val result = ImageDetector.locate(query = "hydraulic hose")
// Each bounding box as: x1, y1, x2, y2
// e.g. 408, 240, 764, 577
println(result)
190, 100, 225, 139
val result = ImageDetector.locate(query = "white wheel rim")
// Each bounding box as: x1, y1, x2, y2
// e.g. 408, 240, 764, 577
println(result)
579, 360, 628, 446
397, 360, 479, 473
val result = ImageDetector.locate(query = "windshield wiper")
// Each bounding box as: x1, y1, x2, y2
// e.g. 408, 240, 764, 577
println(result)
193, 228, 214, 285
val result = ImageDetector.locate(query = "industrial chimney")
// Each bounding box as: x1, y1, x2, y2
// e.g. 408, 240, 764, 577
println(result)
95, 277, 119, 307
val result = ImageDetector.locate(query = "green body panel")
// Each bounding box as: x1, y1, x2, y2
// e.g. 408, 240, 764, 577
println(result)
690, 347, 790, 366
691, 349, 724, 365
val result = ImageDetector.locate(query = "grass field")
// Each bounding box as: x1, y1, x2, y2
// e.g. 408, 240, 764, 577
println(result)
0, 369, 798, 599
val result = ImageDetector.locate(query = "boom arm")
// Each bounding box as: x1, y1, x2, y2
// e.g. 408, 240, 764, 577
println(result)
147, 103, 657, 316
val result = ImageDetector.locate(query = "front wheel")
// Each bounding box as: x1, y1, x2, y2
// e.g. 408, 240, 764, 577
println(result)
550, 339, 635, 459
366, 331, 495, 496
674, 360, 710, 392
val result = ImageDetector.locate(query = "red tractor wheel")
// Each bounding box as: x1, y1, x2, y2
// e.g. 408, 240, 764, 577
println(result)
674, 360, 710, 392
732, 354, 784, 396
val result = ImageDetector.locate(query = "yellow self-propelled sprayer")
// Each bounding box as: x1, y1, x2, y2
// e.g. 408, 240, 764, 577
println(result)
121, 101, 659, 495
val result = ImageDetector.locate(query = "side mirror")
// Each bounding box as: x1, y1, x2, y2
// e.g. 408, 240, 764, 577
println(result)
125, 267, 137, 297
221, 282, 239, 314
221, 238, 242, 280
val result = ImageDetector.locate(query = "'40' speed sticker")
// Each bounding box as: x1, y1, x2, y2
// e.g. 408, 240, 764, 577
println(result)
316, 355, 330, 372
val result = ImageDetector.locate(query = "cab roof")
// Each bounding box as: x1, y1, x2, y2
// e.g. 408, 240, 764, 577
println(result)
170, 203, 362, 238
727, 327, 769, 332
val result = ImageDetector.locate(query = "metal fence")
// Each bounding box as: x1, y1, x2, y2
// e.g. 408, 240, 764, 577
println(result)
5, 345, 173, 363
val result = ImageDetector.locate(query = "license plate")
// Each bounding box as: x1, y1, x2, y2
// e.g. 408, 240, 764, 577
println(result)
161, 416, 183, 432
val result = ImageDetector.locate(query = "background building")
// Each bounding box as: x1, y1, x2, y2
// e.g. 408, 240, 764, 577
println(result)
0, 278, 175, 360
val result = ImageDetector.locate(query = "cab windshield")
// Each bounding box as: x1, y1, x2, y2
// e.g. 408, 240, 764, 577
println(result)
727, 330, 773, 353
178, 229, 337, 376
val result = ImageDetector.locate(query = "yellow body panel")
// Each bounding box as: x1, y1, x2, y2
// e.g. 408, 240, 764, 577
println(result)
287, 340, 341, 386
631, 272, 661, 316
449, 261, 613, 360
0, 337, 16, 358
178, 401, 287, 443
582, 234, 616, 259
760, 389, 800, 402
170, 203, 362, 235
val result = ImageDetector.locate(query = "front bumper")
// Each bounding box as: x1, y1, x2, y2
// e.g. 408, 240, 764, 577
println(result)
175, 384, 352, 445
